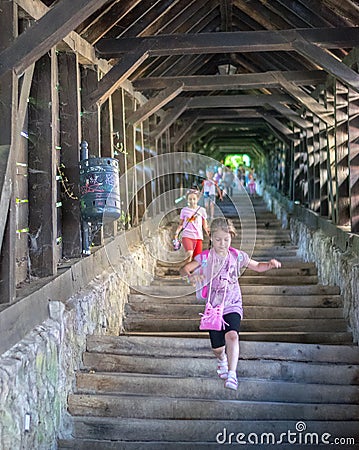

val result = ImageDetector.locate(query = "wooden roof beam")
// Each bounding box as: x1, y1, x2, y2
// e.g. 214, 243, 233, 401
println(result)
273, 72, 335, 126
0, 0, 109, 78
186, 94, 293, 109
95, 27, 359, 57
126, 81, 184, 126
268, 102, 312, 129
292, 34, 359, 94
133, 70, 326, 91
220, 0, 233, 32
83, 47, 149, 108
260, 112, 296, 138
151, 98, 191, 140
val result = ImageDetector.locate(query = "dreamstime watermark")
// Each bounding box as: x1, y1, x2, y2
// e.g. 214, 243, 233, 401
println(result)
103, 152, 257, 298
215, 422, 356, 446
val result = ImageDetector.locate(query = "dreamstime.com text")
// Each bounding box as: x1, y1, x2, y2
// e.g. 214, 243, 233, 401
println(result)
215, 422, 356, 446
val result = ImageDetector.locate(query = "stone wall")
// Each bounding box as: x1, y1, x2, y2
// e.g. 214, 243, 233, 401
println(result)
0, 226, 170, 450
263, 190, 359, 344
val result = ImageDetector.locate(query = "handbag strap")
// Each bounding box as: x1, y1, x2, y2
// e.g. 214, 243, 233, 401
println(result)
206, 250, 230, 306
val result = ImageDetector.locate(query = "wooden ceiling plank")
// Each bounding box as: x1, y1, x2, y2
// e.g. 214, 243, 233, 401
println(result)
151, 98, 191, 140
126, 81, 184, 125
154, 0, 210, 34
134, 0, 184, 37
297, 0, 352, 27
81, 0, 144, 44
234, 0, 289, 30
187, 93, 293, 108
133, 70, 326, 91
84, 47, 149, 108
95, 27, 359, 58
292, 36, 359, 94
0, 0, 109, 78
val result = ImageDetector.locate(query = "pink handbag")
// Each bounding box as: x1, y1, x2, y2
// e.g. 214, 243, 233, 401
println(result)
199, 300, 226, 331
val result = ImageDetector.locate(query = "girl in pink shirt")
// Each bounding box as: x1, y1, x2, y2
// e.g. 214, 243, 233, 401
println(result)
180, 218, 281, 390
174, 190, 209, 260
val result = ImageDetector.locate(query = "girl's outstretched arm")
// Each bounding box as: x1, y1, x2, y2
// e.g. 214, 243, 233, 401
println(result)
179, 260, 200, 278
247, 258, 281, 272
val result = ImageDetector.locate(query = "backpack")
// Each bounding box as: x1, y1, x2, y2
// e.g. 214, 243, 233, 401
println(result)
195, 247, 239, 301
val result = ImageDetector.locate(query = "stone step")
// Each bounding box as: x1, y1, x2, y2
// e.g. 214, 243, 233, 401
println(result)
58, 418, 359, 448
75, 372, 358, 404
158, 260, 315, 270
128, 293, 343, 307
58, 439, 359, 450
156, 247, 300, 265
87, 335, 359, 364
122, 317, 348, 333
152, 275, 319, 285
158, 266, 318, 277
68, 394, 359, 421
125, 304, 344, 319
130, 285, 341, 296
122, 331, 353, 344
82, 352, 359, 384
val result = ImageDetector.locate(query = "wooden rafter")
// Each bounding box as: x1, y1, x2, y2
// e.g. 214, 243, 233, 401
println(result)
186, 94, 293, 109
273, 72, 335, 126
0, 0, 109, 78
0, 64, 34, 251
83, 47, 149, 108
95, 27, 359, 57
126, 81, 184, 125
133, 70, 327, 91
220, 0, 233, 32
268, 102, 312, 129
292, 35, 359, 94
151, 98, 191, 140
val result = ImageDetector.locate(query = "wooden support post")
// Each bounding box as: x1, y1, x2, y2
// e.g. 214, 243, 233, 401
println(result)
112, 89, 127, 231
312, 116, 321, 213
306, 114, 316, 210
319, 119, 329, 217
326, 89, 336, 222
28, 53, 58, 277
101, 96, 117, 238
283, 140, 291, 197
348, 88, 359, 233
80, 66, 103, 246
0, 1, 18, 303
125, 95, 138, 226
335, 81, 350, 227
293, 135, 306, 205
81, 67, 100, 157
58, 51, 82, 257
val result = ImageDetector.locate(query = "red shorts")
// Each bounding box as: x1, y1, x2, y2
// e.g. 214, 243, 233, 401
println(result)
181, 237, 203, 258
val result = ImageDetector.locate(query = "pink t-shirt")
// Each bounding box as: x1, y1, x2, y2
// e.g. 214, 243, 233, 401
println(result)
194, 248, 250, 317
180, 206, 207, 240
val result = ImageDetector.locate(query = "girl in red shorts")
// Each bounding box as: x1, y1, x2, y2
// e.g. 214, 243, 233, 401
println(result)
174, 190, 209, 261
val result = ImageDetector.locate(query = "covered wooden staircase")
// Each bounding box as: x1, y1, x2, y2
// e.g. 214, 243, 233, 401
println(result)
59, 197, 359, 449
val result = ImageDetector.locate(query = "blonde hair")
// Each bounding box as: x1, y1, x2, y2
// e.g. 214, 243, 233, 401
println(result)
210, 217, 237, 237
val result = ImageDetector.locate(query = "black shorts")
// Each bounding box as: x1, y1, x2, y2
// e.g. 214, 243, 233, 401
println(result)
209, 312, 241, 349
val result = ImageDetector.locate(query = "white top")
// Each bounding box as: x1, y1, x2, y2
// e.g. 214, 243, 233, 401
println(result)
180, 206, 207, 240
